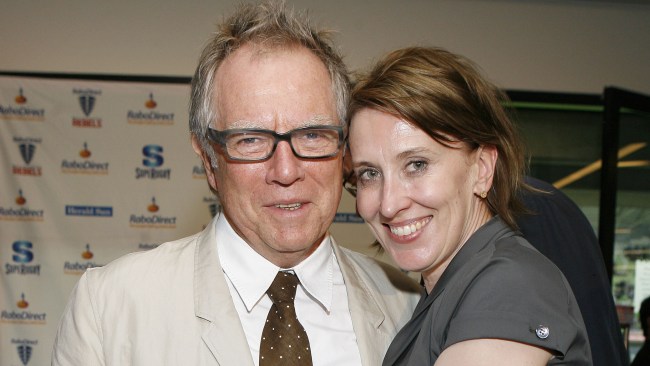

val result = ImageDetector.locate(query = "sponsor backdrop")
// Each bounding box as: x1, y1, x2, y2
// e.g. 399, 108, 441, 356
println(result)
0, 74, 375, 365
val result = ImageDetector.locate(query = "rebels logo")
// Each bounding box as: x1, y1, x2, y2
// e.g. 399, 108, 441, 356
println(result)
12, 137, 42, 176
72, 88, 102, 128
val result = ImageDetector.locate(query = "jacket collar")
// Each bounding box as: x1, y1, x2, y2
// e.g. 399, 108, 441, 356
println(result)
192, 214, 392, 366
194, 213, 255, 366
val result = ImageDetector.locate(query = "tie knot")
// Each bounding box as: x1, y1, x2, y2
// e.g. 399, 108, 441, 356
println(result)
267, 271, 300, 304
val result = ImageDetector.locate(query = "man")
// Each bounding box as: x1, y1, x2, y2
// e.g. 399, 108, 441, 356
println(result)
51, 2, 420, 365
517, 176, 629, 366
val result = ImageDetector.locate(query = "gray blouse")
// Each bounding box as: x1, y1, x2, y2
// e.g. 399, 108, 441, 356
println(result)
382, 217, 592, 365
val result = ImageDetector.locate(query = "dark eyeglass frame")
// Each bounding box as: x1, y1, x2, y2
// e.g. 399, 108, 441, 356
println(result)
206, 125, 346, 162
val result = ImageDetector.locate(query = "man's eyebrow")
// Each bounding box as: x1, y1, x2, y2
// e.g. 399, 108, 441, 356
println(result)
302, 114, 337, 126
226, 120, 263, 129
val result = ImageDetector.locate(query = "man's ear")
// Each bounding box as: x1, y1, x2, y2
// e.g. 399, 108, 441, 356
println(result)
474, 145, 498, 197
191, 135, 219, 192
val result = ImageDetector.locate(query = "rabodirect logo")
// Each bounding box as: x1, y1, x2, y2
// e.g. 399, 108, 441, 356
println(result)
0, 189, 44, 222
129, 196, 177, 229
127, 92, 175, 126
12, 136, 42, 176
61, 141, 109, 175
0, 87, 45, 122
135, 144, 171, 179
5, 241, 41, 276
192, 163, 206, 179
12, 338, 38, 366
63, 243, 103, 275
72, 88, 102, 128
0, 293, 47, 325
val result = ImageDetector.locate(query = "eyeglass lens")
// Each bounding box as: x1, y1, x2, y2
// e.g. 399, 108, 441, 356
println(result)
224, 127, 341, 160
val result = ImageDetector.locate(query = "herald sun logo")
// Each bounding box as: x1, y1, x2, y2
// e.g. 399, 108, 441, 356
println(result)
72, 88, 102, 128
0, 189, 44, 222
138, 242, 160, 250
129, 196, 177, 229
61, 142, 109, 175
0, 87, 45, 122
127, 92, 175, 126
65, 205, 113, 217
0, 293, 47, 325
5, 240, 41, 275
64, 244, 103, 275
334, 213, 364, 224
12, 136, 42, 176
135, 144, 171, 180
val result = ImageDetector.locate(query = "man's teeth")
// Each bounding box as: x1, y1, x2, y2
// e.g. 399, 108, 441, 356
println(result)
390, 218, 430, 236
276, 203, 301, 210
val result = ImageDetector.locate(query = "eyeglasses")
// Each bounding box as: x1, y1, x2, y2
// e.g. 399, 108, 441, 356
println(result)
206, 125, 346, 162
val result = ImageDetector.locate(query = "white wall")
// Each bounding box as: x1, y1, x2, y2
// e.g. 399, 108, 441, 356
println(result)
1, 0, 649, 95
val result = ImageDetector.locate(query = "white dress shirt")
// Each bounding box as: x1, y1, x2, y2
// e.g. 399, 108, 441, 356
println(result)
216, 215, 363, 366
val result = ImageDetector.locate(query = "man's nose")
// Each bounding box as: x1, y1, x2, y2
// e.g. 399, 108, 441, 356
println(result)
265, 141, 305, 186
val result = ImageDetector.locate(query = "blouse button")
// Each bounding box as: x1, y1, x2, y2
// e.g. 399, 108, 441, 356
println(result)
535, 325, 550, 339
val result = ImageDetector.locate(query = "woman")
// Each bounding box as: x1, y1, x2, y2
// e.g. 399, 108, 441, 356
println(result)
347, 47, 592, 365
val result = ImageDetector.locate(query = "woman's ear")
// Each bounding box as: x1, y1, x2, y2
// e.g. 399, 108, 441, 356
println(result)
474, 145, 498, 197
191, 135, 219, 192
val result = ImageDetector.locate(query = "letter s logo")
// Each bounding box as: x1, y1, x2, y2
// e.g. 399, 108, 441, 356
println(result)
12, 241, 34, 263
142, 145, 164, 167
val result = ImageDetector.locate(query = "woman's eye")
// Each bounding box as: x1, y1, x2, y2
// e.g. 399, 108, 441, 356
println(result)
357, 168, 379, 183
407, 160, 428, 173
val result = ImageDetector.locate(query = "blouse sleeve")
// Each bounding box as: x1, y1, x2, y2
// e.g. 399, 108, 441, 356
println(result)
443, 238, 585, 358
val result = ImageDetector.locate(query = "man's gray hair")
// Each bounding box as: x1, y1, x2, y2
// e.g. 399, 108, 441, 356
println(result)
189, 1, 350, 164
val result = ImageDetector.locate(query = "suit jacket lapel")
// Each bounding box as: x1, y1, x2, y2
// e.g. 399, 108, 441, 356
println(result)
194, 215, 255, 366
332, 241, 389, 366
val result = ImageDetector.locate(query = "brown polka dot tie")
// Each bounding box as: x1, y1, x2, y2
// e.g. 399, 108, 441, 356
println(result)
259, 271, 313, 366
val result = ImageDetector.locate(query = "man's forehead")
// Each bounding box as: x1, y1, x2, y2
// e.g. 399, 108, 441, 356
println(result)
217, 43, 328, 78
212, 44, 337, 131
222, 114, 338, 130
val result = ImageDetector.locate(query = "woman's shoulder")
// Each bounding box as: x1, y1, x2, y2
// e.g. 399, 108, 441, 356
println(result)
488, 234, 568, 287
437, 234, 589, 363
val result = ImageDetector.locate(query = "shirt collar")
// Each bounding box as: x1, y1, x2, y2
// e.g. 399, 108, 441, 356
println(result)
217, 212, 334, 313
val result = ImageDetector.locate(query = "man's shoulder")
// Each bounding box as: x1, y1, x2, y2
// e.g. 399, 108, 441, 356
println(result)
85, 232, 201, 283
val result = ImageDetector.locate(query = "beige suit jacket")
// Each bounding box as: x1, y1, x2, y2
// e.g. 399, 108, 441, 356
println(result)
51, 216, 420, 365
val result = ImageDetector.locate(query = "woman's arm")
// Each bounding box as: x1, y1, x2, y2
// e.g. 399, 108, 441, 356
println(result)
436, 338, 552, 366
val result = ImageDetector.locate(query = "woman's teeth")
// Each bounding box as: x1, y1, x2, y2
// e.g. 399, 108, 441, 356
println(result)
390, 217, 430, 236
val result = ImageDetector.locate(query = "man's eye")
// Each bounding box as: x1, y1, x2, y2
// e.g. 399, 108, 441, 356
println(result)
238, 137, 261, 145
304, 132, 323, 139
232, 135, 266, 146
